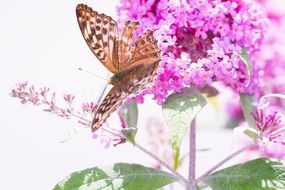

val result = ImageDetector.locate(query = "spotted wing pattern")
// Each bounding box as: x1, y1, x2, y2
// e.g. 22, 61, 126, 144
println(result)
76, 4, 161, 132
76, 4, 119, 73
91, 86, 128, 131
117, 20, 140, 69
91, 60, 160, 131
129, 29, 160, 65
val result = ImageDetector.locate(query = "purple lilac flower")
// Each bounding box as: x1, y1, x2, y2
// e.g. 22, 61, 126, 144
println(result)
117, 0, 269, 104
234, 103, 285, 159
253, 3, 285, 105
226, 1, 285, 125
251, 106, 285, 159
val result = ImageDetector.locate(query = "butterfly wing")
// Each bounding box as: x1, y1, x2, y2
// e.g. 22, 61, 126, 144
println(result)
76, 4, 119, 73
91, 28, 161, 132
91, 60, 160, 132
117, 20, 140, 69
128, 29, 161, 65
91, 85, 128, 132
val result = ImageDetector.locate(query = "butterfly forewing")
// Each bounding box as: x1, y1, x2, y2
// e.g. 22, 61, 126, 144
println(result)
76, 4, 161, 132
76, 4, 119, 73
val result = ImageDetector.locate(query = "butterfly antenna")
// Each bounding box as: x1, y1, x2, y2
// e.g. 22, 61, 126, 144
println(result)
78, 67, 108, 81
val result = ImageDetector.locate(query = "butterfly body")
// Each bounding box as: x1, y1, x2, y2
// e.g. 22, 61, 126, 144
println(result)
76, 4, 161, 132
109, 62, 157, 85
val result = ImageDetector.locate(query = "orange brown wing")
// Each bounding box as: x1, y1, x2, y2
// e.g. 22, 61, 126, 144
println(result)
128, 29, 161, 66
91, 85, 128, 132
117, 20, 140, 69
76, 4, 119, 73
91, 29, 161, 132
91, 60, 160, 132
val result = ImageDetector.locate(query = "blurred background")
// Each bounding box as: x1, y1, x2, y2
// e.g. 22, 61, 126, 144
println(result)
1, 0, 284, 189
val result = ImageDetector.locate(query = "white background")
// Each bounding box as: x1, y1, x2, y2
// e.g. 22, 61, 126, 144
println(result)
0, 1, 247, 189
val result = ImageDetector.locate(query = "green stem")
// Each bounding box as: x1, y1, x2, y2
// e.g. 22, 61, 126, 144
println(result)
196, 145, 251, 183
188, 118, 196, 190
135, 143, 189, 186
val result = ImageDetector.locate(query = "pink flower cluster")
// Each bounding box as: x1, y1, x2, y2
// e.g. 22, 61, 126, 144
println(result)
10, 81, 127, 147
253, 3, 285, 103
251, 104, 285, 159
117, 0, 269, 104
226, 1, 285, 127
10, 81, 94, 125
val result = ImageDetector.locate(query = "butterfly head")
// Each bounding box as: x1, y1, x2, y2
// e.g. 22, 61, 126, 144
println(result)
108, 75, 120, 86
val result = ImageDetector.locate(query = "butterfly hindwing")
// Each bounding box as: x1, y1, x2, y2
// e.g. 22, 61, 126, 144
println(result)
129, 29, 161, 65
91, 60, 160, 132
91, 86, 128, 131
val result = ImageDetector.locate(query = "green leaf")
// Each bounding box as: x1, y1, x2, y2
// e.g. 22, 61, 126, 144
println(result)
234, 126, 259, 140
53, 163, 178, 190
118, 100, 138, 144
121, 127, 137, 145
205, 158, 285, 190
162, 87, 207, 169
119, 100, 138, 128
240, 47, 252, 87
239, 93, 256, 128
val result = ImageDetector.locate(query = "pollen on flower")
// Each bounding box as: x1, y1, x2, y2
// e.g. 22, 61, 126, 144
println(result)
260, 136, 270, 145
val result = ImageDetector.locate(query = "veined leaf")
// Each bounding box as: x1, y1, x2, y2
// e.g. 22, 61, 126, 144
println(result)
119, 100, 138, 128
53, 163, 178, 190
118, 100, 138, 144
162, 87, 207, 169
121, 127, 137, 145
205, 158, 285, 190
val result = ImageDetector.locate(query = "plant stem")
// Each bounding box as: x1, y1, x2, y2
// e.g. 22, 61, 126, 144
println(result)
195, 145, 251, 183
135, 143, 189, 185
188, 118, 196, 190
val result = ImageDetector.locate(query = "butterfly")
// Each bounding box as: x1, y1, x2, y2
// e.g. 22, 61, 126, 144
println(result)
76, 4, 161, 132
